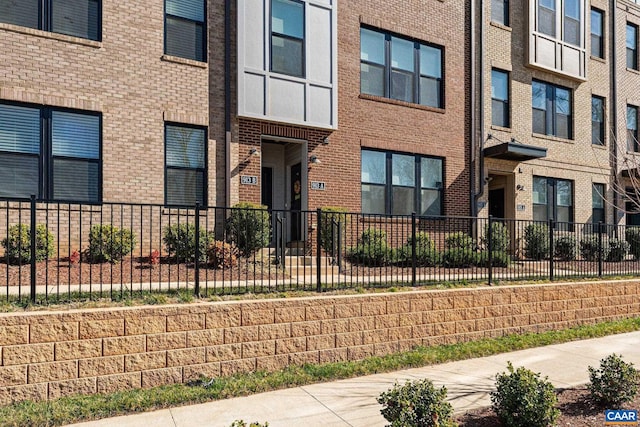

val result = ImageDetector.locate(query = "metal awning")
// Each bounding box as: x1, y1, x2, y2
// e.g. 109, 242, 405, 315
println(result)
483, 142, 547, 161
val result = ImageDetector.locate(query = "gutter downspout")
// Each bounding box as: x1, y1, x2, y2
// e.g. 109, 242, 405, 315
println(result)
470, 0, 476, 216
472, 0, 486, 216
224, 0, 232, 207
611, 0, 618, 224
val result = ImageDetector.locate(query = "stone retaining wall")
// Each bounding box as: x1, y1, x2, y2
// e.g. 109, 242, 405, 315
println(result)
1, 281, 639, 404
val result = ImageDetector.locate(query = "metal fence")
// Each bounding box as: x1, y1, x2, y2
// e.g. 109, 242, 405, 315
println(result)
1, 196, 640, 303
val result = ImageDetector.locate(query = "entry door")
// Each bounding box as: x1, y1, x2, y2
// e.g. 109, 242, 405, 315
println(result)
489, 188, 505, 219
290, 163, 302, 240
261, 167, 273, 211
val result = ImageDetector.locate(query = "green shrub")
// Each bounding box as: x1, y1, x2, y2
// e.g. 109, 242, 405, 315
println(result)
347, 228, 393, 266
625, 227, 640, 259
1, 224, 55, 264
207, 241, 238, 269
163, 223, 211, 262
524, 224, 550, 260
377, 379, 455, 427
319, 207, 348, 255
442, 248, 479, 268
579, 236, 610, 261
87, 225, 136, 263
477, 250, 511, 267
445, 232, 475, 250
553, 235, 576, 261
226, 202, 271, 256
606, 239, 630, 262
399, 232, 440, 266
588, 354, 639, 407
481, 221, 510, 252
491, 362, 560, 427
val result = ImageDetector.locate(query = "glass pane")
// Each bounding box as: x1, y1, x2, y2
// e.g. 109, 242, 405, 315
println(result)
52, 0, 100, 40
532, 81, 546, 110
392, 187, 414, 215
420, 45, 441, 78
555, 87, 570, 115
361, 150, 386, 184
271, 0, 303, 39
392, 154, 414, 186
271, 35, 303, 77
492, 69, 509, 101
166, 16, 204, 61
591, 34, 602, 58
391, 37, 414, 71
0, 153, 39, 199
166, 0, 204, 21
361, 63, 385, 97
565, 0, 579, 19
0, 104, 40, 154
592, 184, 605, 209
628, 106, 637, 131
421, 157, 442, 189
361, 184, 385, 214
491, 0, 506, 25
592, 97, 604, 145
492, 99, 508, 127
627, 25, 637, 49
628, 129, 638, 152
628, 48, 637, 69
533, 109, 546, 134
533, 204, 548, 222
556, 113, 569, 138
419, 76, 441, 108
0, 0, 39, 29
556, 180, 572, 206
592, 121, 603, 145
53, 158, 99, 202
564, 17, 579, 46
166, 125, 205, 168
391, 70, 414, 103
557, 206, 571, 223
361, 28, 385, 64
591, 9, 602, 37
52, 111, 100, 159
539, 3, 556, 37
592, 208, 605, 224
166, 168, 204, 206
421, 189, 441, 216
533, 177, 547, 204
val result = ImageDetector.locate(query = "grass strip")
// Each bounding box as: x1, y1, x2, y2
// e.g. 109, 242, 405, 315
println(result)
1, 316, 639, 426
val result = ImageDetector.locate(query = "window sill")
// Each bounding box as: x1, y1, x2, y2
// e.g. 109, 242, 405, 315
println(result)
591, 143, 607, 150
0, 22, 101, 48
590, 55, 606, 63
161, 55, 207, 69
531, 133, 573, 144
490, 125, 512, 133
626, 67, 640, 75
490, 21, 512, 32
359, 94, 445, 113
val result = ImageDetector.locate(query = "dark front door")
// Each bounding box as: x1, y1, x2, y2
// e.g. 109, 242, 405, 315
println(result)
290, 163, 302, 240
261, 167, 273, 211
489, 188, 505, 219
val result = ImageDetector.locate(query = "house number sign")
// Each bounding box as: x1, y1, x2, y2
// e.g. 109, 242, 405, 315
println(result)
311, 181, 326, 191
241, 175, 258, 185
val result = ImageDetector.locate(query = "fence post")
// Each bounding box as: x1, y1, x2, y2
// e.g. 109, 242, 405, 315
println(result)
316, 209, 322, 292
30, 195, 36, 303
194, 202, 201, 297
598, 221, 603, 277
411, 212, 417, 286
549, 219, 554, 281
487, 216, 493, 286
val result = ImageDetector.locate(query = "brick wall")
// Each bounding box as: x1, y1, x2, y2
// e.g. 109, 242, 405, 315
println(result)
1, 280, 639, 404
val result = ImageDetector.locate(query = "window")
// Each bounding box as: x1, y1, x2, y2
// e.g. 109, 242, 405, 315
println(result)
0, 0, 101, 41
165, 124, 206, 206
491, 0, 509, 26
491, 69, 510, 128
165, 0, 206, 62
533, 176, 573, 226
592, 183, 605, 224
627, 23, 638, 70
591, 8, 604, 58
360, 27, 443, 108
626, 188, 640, 226
271, 0, 304, 77
0, 102, 101, 202
591, 96, 605, 145
628, 105, 639, 152
532, 80, 572, 139
538, 0, 556, 37
535, 0, 583, 46
361, 149, 443, 216
563, 0, 580, 46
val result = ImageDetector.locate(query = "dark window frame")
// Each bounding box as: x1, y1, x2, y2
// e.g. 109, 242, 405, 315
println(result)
491, 68, 510, 128
592, 183, 605, 225
164, 0, 207, 62
361, 148, 445, 216
164, 122, 208, 207
591, 95, 605, 146
270, 0, 305, 78
532, 176, 574, 228
0, 0, 102, 41
0, 100, 102, 203
628, 104, 639, 152
590, 8, 604, 58
532, 79, 573, 139
360, 26, 445, 109
627, 22, 638, 70
491, 0, 509, 26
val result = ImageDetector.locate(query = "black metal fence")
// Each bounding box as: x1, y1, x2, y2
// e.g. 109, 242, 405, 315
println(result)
2, 196, 640, 303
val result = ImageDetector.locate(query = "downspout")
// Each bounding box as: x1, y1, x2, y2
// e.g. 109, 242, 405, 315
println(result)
472, 0, 486, 216
611, 0, 618, 224
224, 0, 232, 207
470, 0, 476, 216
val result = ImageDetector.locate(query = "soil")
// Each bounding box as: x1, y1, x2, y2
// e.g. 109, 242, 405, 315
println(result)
455, 386, 640, 426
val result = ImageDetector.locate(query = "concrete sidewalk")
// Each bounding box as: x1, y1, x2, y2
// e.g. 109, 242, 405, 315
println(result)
67, 331, 640, 427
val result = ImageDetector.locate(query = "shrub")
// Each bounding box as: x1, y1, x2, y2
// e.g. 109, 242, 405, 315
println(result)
226, 202, 271, 256
347, 228, 393, 266
162, 223, 211, 262
319, 206, 348, 255
1, 224, 55, 264
399, 232, 440, 266
579, 236, 610, 261
491, 362, 560, 427
481, 221, 510, 252
588, 353, 639, 407
207, 241, 238, 269
445, 232, 475, 250
606, 239, 630, 262
477, 250, 511, 267
625, 227, 640, 259
377, 379, 455, 427
524, 224, 550, 260
553, 235, 576, 261
87, 225, 136, 263
442, 248, 479, 268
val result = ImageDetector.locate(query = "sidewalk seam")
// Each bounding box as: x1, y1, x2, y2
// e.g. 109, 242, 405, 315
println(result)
300, 386, 355, 426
